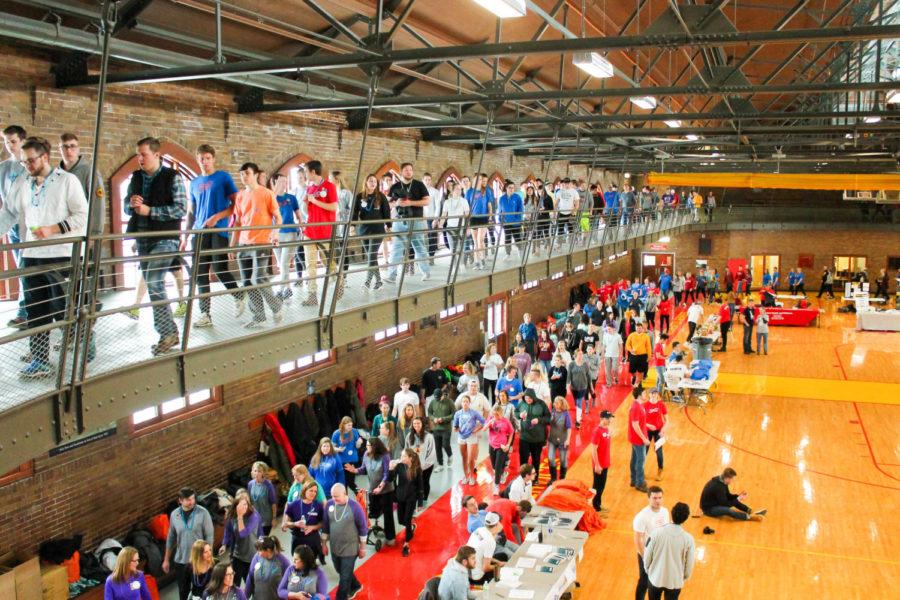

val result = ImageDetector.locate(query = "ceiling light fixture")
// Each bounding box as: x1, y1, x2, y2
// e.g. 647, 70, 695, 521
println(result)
630, 96, 657, 110
573, 52, 614, 79
685, 134, 699, 141
471, 0, 526, 18
664, 120, 682, 128
623, 172, 632, 179
864, 116, 882, 123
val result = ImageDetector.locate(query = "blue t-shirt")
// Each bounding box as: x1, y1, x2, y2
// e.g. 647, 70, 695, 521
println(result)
453, 409, 485, 439
496, 376, 523, 403
467, 510, 487, 533
498, 193, 524, 223
467, 188, 495, 216
659, 273, 672, 292
762, 272, 772, 286
788, 271, 797, 285
604, 191, 619, 211
189, 170, 239, 238
331, 428, 361, 464
277, 193, 300, 234
796, 271, 804, 284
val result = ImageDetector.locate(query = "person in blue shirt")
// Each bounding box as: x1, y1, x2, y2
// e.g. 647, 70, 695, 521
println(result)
788, 269, 798, 294
271, 173, 300, 301
795, 268, 806, 295
309, 438, 345, 500
659, 269, 672, 297
617, 290, 631, 313
185, 144, 245, 328
466, 174, 494, 270
332, 417, 363, 493
453, 395, 486, 485
498, 181, 525, 257
518, 312, 538, 357
762, 270, 772, 287
496, 367, 524, 406
772, 267, 780, 290
463, 495, 487, 533
603, 184, 620, 217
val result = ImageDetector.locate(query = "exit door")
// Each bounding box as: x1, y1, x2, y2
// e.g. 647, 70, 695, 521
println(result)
641, 253, 675, 282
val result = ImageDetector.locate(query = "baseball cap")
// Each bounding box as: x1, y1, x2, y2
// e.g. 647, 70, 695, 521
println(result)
600, 410, 615, 419
484, 512, 501, 527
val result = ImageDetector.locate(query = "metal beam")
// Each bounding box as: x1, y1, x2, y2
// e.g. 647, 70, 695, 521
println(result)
112, 0, 154, 36
384, 0, 416, 43
300, 0, 364, 45
70, 24, 900, 86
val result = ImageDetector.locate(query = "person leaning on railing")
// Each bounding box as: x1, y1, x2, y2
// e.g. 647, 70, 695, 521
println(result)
0, 136, 89, 378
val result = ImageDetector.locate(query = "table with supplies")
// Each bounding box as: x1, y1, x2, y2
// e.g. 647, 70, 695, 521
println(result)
676, 360, 720, 408
479, 529, 589, 599
521, 507, 584, 533
856, 310, 900, 332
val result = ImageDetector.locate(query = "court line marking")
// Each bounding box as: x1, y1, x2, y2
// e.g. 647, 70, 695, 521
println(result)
852, 402, 900, 484
601, 527, 900, 567
709, 372, 900, 406
682, 406, 900, 491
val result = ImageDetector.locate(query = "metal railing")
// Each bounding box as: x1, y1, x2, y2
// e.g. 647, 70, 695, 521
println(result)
0, 206, 692, 415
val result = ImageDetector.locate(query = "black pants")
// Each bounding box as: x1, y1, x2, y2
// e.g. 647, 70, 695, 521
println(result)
173, 561, 190, 600
291, 532, 324, 562
195, 233, 241, 314
796, 283, 806, 294
360, 234, 381, 268
743, 324, 754, 353
649, 586, 682, 600
370, 490, 396, 541
519, 439, 544, 478
673, 291, 682, 304
659, 313, 670, 333
420, 465, 433, 507
489, 446, 510, 485
636, 553, 650, 600
591, 468, 608, 510
647, 429, 664, 469
720, 321, 731, 351
818, 283, 834, 298
22, 258, 71, 365
427, 220, 438, 257
645, 310, 655, 330
502, 223, 522, 250
484, 378, 497, 404
687, 321, 697, 342
434, 430, 452, 465
397, 498, 416, 544
232, 557, 251, 587
294, 242, 307, 274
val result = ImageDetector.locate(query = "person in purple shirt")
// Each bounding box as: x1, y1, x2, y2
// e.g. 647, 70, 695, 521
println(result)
277, 545, 328, 600
244, 536, 290, 600
321, 483, 369, 600
203, 562, 247, 600
104, 547, 151, 600
219, 491, 261, 587
248, 461, 279, 536
282, 480, 325, 560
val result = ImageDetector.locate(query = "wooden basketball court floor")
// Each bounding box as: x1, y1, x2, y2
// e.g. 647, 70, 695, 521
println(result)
572, 298, 900, 598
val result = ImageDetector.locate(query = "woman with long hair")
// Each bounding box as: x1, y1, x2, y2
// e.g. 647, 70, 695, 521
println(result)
203, 562, 247, 600
270, 173, 301, 301
455, 361, 479, 395
332, 416, 363, 494
308, 437, 345, 500
380, 420, 402, 460
248, 461, 278, 536
437, 181, 470, 266
104, 546, 151, 599
286, 464, 325, 504
219, 491, 259, 586
282, 480, 325, 561
405, 416, 436, 508
244, 536, 289, 600
353, 173, 391, 290
485, 403, 514, 494
186, 540, 213, 600
480, 342, 505, 404
398, 403, 417, 446
346, 437, 397, 545
453, 394, 486, 486
466, 174, 494, 270
547, 396, 573, 482
391, 448, 423, 557
277, 545, 328, 600
536, 328, 555, 374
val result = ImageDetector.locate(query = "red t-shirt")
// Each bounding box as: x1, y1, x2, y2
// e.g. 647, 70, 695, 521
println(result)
628, 400, 647, 446
304, 179, 337, 240
653, 342, 666, 367
684, 276, 695, 291
718, 303, 732, 323
486, 498, 522, 543
644, 400, 667, 431
657, 298, 672, 316
591, 425, 611, 468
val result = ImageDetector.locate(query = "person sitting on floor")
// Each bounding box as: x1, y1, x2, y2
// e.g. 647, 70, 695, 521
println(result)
700, 467, 766, 521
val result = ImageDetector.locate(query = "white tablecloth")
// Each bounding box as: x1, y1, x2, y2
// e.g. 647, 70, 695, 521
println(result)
857, 311, 900, 332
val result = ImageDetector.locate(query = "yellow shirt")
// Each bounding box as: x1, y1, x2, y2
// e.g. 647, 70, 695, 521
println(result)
625, 332, 652, 356
692, 193, 703, 208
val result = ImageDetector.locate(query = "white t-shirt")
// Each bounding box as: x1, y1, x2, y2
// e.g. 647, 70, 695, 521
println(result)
633, 506, 671, 549
441, 196, 470, 227
392, 390, 420, 418
602, 332, 623, 358
424, 185, 441, 218
456, 392, 490, 419
687, 304, 704, 324
525, 379, 551, 405
467, 527, 497, 580
556, 188, 578, 214
664, 363, 689, 390
508, 476, 533, 502
481, 352, 506, 380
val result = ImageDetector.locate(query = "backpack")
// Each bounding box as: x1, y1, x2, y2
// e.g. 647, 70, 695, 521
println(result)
94, 538, 123, 573
126, 529, 163, 577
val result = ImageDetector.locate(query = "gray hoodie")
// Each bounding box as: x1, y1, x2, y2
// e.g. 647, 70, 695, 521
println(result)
438, 557, 476, 600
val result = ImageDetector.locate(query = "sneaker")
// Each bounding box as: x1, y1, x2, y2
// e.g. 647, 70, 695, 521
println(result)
126, 308, 140, 321
233, 296, 247, 318
635, 484, 649, 493
245, 319, 265, 329
173, 301, 188, 318
301, 293, 318, 306
402, 544, 410, 557
469, 475, 476, 485
273, 307, 284, 325
500, 472, 508, 484
348, 584, 363, 599
421, 273, 431, 282
281, 288, 293, 303
754, 509, 768, 517
656, 468, 664, 481
151, 334, 179, 356
20, 359, 52, 379
193, 312, 213, 328
373, 279, 384, 290
7, 316, 27, 329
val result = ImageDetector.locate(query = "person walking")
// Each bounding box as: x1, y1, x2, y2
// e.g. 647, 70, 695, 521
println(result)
717, 294, 733, 352
643, 502, 696, 600
741, 298, 756, 355
346, 437, 396, 546
353, 174, 391, 290
309, 438, 346, 501
625, 322, 653, 388
320, 483, 368, 600
219, 491, 261, 586
567, 349, 591, 427
276, 545, 328, 600
405, 416, 436, 509
591, 410, 615, 513
243, 536, 290, 600
427, 386, 455, 471
602, 324, 623, 387
247, 461, 278, 536
547, 396, 572, 483
485, 404, 514, 494
385, 162, 432, 282
652, 333, 668, 393
162, 487, 214, 600
644, 390, 667, 481
332, 417, 364, 494
452, 393, 486, 486
818, 267, 836, 299
391, 448, 423, 557
686, 300, 703, 342
517, 389, 551, 479
629, 387, 651, 493
633, 486, 671, 600
104, 547, 152, 600
282, 480, 325, 559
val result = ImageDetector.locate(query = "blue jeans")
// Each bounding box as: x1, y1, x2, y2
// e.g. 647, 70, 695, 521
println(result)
387, 219, 430, 279
703, 505, 749, 520
630, 444, 647, 487
137, 238, 179, 339
8, 224, 27, 319
332, 554, 361, 600
654, 365, 666, 393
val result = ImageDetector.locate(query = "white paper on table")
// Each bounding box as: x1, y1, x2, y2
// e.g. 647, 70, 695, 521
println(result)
564, 562, 577, 585
526, 543, 553, 558
497, 579, 521, 589
509, 590, 535, 599
515, 557, 536, 569
654, 436, 666, 448
501, 567, 524, 579
524, 531, 540, 542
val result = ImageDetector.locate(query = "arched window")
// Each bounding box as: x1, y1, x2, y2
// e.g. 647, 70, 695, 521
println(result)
275, 153, 312, 196
109, 142, 200, 289
438, 166, 463, 190
375, 160, 402, 195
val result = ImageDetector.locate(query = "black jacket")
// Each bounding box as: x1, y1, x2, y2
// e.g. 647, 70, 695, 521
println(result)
394, 463, 424, 503
700, 476, 749, 513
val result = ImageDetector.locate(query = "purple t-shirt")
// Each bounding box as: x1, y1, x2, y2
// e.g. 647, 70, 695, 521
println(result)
104, 572, 152, 600
285, 499, 324, 543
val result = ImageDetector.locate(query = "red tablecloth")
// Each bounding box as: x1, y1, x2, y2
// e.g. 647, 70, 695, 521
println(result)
765, 307, 819, 326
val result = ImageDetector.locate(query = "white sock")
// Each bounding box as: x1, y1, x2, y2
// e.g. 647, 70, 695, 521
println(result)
576, 407, 583, 422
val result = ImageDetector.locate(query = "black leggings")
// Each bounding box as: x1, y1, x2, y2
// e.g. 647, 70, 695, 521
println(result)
484, 378, 497, 404
659, 313, 670, 333
360, 235, 381, 268
519, 439, 544, 478
420, 465, 433, 507
231, 557, 250, 587
397, 499, 416, 544
489, 446, 510, 485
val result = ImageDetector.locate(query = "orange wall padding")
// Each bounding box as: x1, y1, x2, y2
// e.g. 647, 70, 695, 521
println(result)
646, 172, 900, 191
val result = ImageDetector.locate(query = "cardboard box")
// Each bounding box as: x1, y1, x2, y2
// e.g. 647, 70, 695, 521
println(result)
0, 553, 42, 599
41, 564, 68, 600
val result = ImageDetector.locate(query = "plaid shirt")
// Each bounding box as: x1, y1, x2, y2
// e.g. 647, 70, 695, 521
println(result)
124, 168, 187, 224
